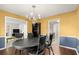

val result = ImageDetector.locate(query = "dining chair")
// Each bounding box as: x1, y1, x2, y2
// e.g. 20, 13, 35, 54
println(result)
26, 35, 46, 55
28, 33, 33, 39
46, 34, 54, 55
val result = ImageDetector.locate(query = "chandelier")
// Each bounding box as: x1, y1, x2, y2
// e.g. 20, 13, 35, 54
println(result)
27, 5, 41, 21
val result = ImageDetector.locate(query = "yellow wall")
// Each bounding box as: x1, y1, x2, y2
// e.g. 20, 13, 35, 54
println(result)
26, 7, 79, 37
76, 6, 79, 38
42, 11, 77, 36
39, 19, 48, 35
27, 20, 32, 33
0, 10, 29, 36
0, 11, 5, 36
39, 7, 79, 37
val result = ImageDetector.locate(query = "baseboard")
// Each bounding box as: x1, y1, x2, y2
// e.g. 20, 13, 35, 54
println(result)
0, 47, 6, 50
60, 45, 79, 55
0, 45, 12, 50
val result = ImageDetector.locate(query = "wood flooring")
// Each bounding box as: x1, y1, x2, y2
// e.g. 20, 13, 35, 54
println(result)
0, 46, 77, 55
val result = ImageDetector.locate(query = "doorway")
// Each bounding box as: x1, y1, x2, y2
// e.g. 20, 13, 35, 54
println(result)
48, 19, 60, 54
5, 16, 27, 48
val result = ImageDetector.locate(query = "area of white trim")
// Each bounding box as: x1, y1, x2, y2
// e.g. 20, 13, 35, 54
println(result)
48, 18, 60, 45
0, 47, 6, 50
0, 46, 12, 50
48, 18, 60, 36
5, 16, 6, 49
60, 45, 79, 55
60, 36, 77, 38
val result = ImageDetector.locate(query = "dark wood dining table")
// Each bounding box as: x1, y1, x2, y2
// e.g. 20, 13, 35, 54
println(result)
12, 38, 39, 49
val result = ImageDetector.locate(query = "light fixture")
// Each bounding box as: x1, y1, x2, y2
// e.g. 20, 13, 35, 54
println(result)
26, 5, 41, 21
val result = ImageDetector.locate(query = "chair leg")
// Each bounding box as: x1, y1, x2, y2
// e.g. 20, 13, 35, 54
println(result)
15, 49, 23, 55
50, 47, 54, 55
21, 50, 24, 55
19, 50, 22, 55
25, 50, 29, 55
44, 49, 46, 55
48, 48, 50, 55
15, 49, 18, 54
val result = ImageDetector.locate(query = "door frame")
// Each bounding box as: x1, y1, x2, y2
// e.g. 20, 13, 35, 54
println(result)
5, 16, 28, 48
48, 18, 60, 44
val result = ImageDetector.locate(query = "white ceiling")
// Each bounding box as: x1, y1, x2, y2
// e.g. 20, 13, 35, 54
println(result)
0, 4, 78, 19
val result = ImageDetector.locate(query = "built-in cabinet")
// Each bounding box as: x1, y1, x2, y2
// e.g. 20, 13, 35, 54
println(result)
32, 23, 41, 37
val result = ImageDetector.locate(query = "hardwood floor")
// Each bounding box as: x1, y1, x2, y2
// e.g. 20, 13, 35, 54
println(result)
0, 47, 77, 55
59, 47, 77, 55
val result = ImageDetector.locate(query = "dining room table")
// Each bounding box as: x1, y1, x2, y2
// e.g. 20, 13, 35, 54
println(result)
12, 37, 39, 49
